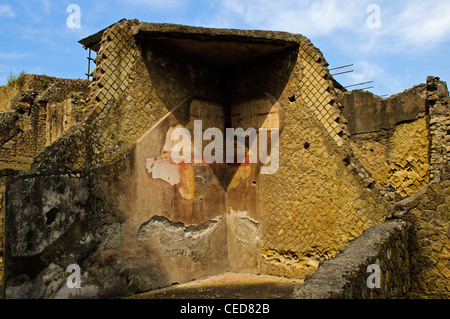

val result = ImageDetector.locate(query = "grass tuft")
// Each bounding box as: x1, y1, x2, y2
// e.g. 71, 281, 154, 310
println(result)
7, 71, 27, 89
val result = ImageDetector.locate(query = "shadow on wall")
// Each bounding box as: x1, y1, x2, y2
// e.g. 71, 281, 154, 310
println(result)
2, 30, 300, 299
136, 33, 297, 190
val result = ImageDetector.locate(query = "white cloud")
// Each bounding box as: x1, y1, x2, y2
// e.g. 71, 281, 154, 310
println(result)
345, 1, 450, 54
0, 4, 15, 17
391, 1, 450, 48
204, 0, 370, 37
203, 0, 450, 53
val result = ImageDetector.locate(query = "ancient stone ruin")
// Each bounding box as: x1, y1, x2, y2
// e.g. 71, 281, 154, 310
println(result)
0, 19, 449, 299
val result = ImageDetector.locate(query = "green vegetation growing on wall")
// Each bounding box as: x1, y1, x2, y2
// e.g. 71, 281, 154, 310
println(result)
7, 71, 26, 90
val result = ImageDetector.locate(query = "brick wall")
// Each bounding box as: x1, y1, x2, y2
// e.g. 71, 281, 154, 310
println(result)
0, 83, 23, 112
0, 75, 90, 171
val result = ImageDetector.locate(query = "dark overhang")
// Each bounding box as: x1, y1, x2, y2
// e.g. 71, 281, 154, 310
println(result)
132, 23, 301, 68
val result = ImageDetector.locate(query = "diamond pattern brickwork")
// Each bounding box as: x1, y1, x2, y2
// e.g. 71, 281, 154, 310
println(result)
351, 117, 431, 198
258, 42, 387, 279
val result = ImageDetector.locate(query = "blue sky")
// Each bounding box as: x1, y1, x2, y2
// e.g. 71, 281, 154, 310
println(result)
0, 0, 449, 97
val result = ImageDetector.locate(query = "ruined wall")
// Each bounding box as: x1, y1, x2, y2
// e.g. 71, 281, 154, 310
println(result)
0, 92, 47, 171
226, 95, 282, 273
3, 21, 391, 297
32, 20, 222, 173
2, 20, 448, 299
0, 75, 90, 171
405, 173, 450, 297
341, 77, 450, 298
339, 87, 431, 198
3, 99, 229, 299
131, 97, 229, 286
428, 77, 450, 179
0, 176, 5, 297
2, 20, 233, 297
0, 75, 89, 292
0, 84, 21, 112
252, 40, 387, 279
388, 167, 450, 298
292, 220, 411, 299
45, 93, 88, 146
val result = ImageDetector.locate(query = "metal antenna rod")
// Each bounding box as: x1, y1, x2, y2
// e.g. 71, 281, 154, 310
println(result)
329, 64, 354, 71
345, 81, 373, 88
331, 70, 354, 76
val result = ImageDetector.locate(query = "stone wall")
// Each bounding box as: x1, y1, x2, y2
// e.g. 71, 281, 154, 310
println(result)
291, 220, 411, 299
0, 176, 5, 297
0, 75, 90, 171
2, 21, 386, 297
339, 86, 431, 198
0, 84, 21, 112
3, 104, 229, 298
428, 77, 450, 179
257, 38, 387, 279
31, 20, 189, 173
389, 166, 450, 297
0, 75, 89, 293
1, 20, 448, 299
336, 78, 450, 298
